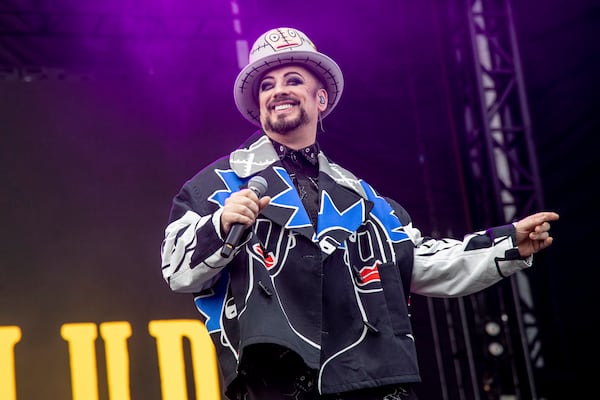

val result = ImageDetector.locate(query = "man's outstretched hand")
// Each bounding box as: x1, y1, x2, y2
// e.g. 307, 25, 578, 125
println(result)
514, 211, 560, 257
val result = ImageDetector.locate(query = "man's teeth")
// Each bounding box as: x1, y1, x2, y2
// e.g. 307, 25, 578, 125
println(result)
274, 104, 292, 111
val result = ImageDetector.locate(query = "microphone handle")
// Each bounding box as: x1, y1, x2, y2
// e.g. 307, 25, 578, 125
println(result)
220, 224, 245, 258
220, 176, 268, 258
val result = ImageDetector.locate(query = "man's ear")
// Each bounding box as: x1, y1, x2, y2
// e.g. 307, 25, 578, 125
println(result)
317, 89, 328, 111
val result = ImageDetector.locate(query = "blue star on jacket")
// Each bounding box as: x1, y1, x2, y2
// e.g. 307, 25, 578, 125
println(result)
360, 180, 408, 242
193, 271, 229, 333
209, 169, 246, 207
316, 190, 365, 242
268, 166, 312, 229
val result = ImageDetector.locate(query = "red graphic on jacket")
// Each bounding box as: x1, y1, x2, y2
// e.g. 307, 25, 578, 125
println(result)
253, 243, 276, 270
358, 261, 381, 286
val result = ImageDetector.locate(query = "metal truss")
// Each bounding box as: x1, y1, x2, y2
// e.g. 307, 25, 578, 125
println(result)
440, 0, 547, 398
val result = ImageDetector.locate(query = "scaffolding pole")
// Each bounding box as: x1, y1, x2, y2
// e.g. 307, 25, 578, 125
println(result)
450, 0, 547, 398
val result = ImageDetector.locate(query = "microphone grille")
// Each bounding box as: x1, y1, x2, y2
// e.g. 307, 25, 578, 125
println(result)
248, 176, 268, 197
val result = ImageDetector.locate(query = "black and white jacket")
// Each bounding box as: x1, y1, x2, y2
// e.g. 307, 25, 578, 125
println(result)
161, 130, 530, 396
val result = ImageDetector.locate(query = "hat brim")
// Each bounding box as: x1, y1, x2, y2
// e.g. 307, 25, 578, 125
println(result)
234, 51, 344, 126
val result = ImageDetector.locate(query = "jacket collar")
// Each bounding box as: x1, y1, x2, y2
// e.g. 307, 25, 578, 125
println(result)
229, 131, 374, 248
230, 131, 367, 195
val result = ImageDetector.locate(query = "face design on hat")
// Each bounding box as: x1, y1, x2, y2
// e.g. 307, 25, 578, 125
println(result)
264, 28, 304, 51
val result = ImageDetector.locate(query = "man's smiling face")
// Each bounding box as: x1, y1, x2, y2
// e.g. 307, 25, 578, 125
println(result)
258, 65, 324, 135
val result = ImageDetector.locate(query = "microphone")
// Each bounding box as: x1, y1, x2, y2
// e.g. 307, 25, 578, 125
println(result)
220, 176, 268, 258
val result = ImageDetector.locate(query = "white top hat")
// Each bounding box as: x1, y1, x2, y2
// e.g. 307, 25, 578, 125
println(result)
234, 27, 344, 126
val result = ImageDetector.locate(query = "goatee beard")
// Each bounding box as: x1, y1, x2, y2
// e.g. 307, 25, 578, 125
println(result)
265, 108, 309, 134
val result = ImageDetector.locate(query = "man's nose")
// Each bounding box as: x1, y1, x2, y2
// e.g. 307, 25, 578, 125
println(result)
272, 82, 289, 95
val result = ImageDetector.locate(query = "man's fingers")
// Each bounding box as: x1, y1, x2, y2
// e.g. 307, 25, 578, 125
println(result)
259, 196, 271, 210
530, 231, 549, 240
520, 212, 559, 231
534, 221, 551, 233
537, 211, 560, 222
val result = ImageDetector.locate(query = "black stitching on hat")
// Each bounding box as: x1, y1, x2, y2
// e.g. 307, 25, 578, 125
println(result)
250, 41, 271, 57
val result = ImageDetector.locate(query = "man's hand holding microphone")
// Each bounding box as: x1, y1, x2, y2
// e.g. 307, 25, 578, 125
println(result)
220, 176, 271, 257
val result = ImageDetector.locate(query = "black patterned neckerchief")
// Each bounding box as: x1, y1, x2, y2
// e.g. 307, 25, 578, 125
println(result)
272, 139, 320, 227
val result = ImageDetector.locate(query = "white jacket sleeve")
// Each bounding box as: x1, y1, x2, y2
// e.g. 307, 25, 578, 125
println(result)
161, 208, 233, 293
406, 222, 532, 297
